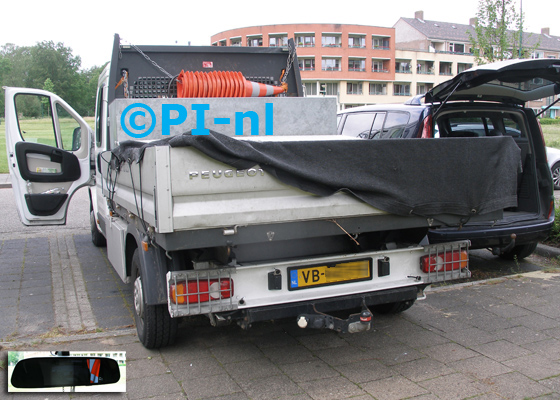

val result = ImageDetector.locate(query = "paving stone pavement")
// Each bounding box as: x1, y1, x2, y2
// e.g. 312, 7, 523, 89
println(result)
1, 181, 560, 399
2, 259, 560, 399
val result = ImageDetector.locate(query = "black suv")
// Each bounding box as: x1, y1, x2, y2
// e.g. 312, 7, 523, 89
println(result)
338, 59, 560, 260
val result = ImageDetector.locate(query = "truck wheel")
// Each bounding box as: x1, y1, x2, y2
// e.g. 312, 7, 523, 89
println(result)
90, 211, 106, 247
498, 242, 538, 261
132, 249, 177, 349
372, 299, 415, 314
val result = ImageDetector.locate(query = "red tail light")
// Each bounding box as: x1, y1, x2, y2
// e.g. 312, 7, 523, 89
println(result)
420, 114, 433, 138
170, 279, 233, 304
421, 250, 468, 273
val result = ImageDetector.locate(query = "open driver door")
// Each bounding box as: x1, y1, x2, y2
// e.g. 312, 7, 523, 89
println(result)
4, 87, 93, 225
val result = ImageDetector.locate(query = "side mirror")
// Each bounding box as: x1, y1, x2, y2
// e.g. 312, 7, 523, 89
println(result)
72, 126, 82, 151
11, 357, 120, 389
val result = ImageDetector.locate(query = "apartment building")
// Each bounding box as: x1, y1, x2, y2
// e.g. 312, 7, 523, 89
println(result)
211, 15, 560, 113
211, 23, 398, 109
395, 11, 560, 116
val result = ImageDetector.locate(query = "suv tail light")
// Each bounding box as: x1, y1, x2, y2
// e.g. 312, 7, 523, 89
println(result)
421, 250, 468, 273
170, 279, 234, 304
420, 114, 433, 138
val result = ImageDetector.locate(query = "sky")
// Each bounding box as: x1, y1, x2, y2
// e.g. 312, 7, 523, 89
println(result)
1, 0, 558, 69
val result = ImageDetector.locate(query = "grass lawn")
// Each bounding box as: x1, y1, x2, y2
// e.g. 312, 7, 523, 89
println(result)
0, 117, 95, 173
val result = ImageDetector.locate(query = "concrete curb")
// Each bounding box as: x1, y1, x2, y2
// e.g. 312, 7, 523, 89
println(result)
535, 242, 560, 259
0, 328, 137, 349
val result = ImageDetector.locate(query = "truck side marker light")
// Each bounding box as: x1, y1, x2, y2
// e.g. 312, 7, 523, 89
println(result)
170, 279, 234, 304
421, 250, 468, 273
141, 241, 149, 252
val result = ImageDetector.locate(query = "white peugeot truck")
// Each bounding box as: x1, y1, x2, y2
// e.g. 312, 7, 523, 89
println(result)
5, 35, 525, 348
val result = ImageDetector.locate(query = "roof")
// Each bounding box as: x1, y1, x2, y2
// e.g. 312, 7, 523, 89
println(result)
398, 17, 560, 53
398, 18, 474, 42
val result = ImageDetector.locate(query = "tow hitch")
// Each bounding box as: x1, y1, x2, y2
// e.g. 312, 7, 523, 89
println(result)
296, 303, 372, 334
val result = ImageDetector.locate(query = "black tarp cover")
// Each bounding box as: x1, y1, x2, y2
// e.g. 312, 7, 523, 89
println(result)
111, 131, 520, 218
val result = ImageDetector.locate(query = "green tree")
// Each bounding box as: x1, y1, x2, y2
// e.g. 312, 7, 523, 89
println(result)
469, 0, 539, 64
0, 41, 102, 118
42, 78, 55, 116
27, 41, 81, 106
8, 352, 23, 367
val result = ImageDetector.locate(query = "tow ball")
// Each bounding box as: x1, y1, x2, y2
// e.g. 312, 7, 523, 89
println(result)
296, 304, 373, 334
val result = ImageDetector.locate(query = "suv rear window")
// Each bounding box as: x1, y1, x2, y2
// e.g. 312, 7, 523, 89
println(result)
435, 112, 527, 139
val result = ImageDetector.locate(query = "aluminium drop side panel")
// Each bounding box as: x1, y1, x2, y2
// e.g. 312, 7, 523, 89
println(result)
100, 148, 158, 229
168, 145, 388, 231
154, 146, 173, 233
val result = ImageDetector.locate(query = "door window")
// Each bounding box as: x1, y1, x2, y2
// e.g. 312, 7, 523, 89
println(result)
14, 94, 57, 146
14, 94, 83, 151
381, 112, 410, 138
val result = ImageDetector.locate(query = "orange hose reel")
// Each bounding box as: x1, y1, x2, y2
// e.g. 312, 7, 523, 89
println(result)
176, 70, 286, 98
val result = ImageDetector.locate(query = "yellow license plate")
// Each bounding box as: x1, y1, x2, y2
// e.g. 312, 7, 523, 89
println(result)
288, 259, 372, 290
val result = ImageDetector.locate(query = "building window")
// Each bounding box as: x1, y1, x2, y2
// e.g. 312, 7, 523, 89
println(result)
439, 62, 453, 75
269, 35, 288, 47
416, 61, 434, 74
320, 82, 339, 96
322, 58, 340, 71
394, 83, 411, 96
449, 43, 466, 53
369, 83, 387, 95
298, 58, 315, 71
395, 61, 412, 73
416, 83, 433, 95
230, 37, 241, 46
347, 82, 363, 95
348, 35, 365, 48
303, 82, 317, 96
218, 40, 227, 46
531, 51, 544, 59
247, 36, 263, 47
372, 60, 388, 73
348, 59, 365, 72
295, 34, 315, 47
372, 37, 390, 50
457, 63, 472, 74
322, 34, 341, 47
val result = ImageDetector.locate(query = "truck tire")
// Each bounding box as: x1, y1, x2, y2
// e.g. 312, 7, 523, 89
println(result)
90, 211, 106, 247
498, 242, 538, 261
372, 299, 416, 314
132, 249, 177, 349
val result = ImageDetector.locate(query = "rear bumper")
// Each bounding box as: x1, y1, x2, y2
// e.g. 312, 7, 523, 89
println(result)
428, 217, 553, 249
238, 286, 420, 325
